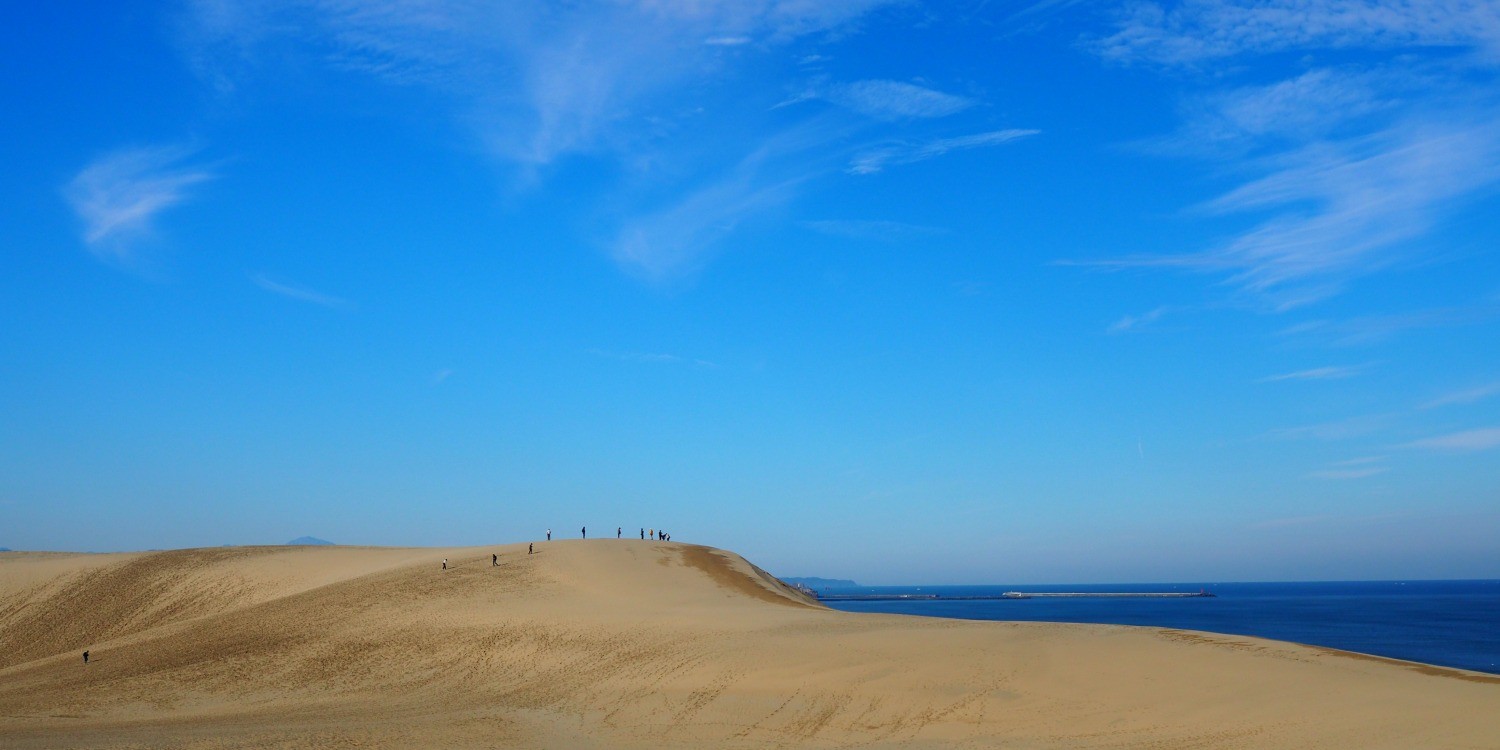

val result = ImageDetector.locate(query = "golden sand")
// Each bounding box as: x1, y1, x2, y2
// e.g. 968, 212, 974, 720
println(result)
2, 542, 1496, 748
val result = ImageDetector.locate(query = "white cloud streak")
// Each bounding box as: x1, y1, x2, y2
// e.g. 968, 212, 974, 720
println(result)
1422, 381, 1500, 409
1403, 427, 1500, 451
1268, 413, 1392, 441
1310, 466, 1388, 480
1097, 0, 1500, 65
1171, 68, 1394, 150
1260, 364, 1367, 382
1277, 302, 1500, 345
1107, 305, 1174, 333
1079, 116, 1500, 308
251, 273, 352, 309
604, 117, 850, 279
1073, 2, 1500, 310
829, 79, 973, 119
62, 145, 214, 260
613, 182, 797, 279
849, 128, 1039, 174
187, 1, 901, 167
185, 1, 917, 280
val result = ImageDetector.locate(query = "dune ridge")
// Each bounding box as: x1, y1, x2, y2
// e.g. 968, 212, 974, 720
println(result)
2, 542, 1496, 749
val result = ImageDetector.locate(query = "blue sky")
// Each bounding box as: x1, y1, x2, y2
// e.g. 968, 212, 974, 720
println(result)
3, 1, 1499, 583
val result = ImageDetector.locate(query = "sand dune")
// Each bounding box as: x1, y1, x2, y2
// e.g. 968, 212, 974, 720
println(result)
1, 542, 1495, 748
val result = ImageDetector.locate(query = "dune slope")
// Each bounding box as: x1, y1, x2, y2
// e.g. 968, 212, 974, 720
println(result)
1, 542, 1496, 749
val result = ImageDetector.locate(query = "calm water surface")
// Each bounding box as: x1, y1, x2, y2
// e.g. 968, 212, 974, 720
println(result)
818, 580, 1500, 675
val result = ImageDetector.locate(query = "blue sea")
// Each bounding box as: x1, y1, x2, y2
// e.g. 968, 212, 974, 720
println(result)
818, 580, 1500, 675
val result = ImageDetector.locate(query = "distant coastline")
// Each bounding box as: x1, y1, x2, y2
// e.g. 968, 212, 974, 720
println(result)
780, 576, 858, 589
286, 536, 334, 546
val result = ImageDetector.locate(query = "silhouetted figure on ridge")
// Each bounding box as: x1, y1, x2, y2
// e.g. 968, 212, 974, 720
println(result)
582, 526, 587, 539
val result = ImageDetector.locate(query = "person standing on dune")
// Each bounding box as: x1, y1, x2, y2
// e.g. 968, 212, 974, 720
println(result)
582, 526, 587, 539
640, 528, 644, 540
617, 527, 621, 539
82, 650, 89, 665
546, 529, 551, 541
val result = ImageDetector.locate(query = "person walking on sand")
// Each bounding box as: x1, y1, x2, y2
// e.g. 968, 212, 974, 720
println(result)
83, 650, 89, 665
442, 558, 448, 570
649, 528, 654, 541
492, 553, 498, 566
528, 543, 533, 555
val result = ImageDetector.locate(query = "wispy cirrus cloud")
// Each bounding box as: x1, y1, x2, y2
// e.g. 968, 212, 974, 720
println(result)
251, 273, 352, 309
611, 159, 805, 280
1422, 381, 1500, 409
1310, 466, 1388, 480
800, 79, 973, 120
62, 144, 215, 261
1095, 0, 1500, 65
1079, 118, 1500, 308
1107, 305, 1176, 334
186, 1, 902, 167
1403, 427, 1500, 452
1165, 68, 1395, 152
1277, 301, 1500, 345
1007, 0, 1090, 23
1260, 364, 1368, 383
1071, 1, 1500, 310
185, 1, 911, 279
849, 128, 1039, 174
1267, 413, 1392, 442
1309, 455, 1389, 480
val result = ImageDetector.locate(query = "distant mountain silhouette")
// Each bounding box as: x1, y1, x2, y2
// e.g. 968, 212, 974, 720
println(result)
286, 536, 334, 546
781, 576, 857, 588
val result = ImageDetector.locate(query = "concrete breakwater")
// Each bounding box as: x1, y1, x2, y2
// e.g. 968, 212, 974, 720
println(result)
817, 591, 1216, 601
1000, 591, 1216, 599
